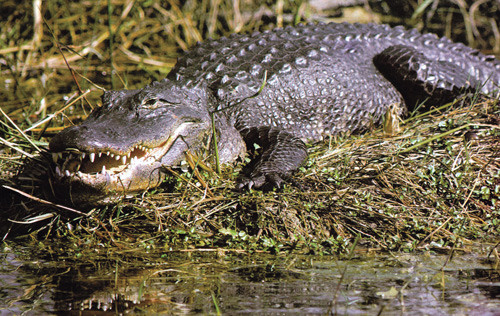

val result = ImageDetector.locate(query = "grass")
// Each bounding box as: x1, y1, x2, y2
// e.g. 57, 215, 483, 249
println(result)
0, 0, 499, 256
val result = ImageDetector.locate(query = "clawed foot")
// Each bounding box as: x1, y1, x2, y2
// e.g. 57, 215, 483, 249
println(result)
234, 126, 307, 191
237, 171, 286, 191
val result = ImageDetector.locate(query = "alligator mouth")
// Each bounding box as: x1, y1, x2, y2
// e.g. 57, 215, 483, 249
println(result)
50, 122, 197, 187
49, 143, 165, 205
51, 144, 154, 179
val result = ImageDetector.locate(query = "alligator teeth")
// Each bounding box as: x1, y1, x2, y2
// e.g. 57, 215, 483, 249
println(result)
115, 155, 120, 161
55, 165, 61, 175
101, 165, 106, 174
106, 151, 110, 156
122, 156, 127, 164
82, 152, 86, 159
52, 153, 58, 163
58, 152, 63, 159
98, 152, 102, 158
64, 170, 71, 177
110, 153, 114, 158
89, 152, 95, 163
127, 152, 131, 158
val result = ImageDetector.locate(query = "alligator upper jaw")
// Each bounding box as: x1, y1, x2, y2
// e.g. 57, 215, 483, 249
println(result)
51, 141, 166, 196
49, 122, 197, 200
52, 143, 153, 182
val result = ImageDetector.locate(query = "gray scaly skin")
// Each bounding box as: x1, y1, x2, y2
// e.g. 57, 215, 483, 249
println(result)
49, 22, 500, 205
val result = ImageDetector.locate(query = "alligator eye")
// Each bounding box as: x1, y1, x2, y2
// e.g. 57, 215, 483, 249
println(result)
183, 117, 203, 124
141, 98, 180, 109
142, 98, 160, 109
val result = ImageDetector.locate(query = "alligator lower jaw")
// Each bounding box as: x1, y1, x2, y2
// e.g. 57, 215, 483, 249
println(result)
50, 141, 172, 195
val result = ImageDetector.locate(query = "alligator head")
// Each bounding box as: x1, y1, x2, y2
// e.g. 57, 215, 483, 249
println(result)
49, 79, 214, 205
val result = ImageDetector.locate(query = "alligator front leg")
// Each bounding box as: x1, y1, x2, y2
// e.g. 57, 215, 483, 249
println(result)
236, 126, 307, 190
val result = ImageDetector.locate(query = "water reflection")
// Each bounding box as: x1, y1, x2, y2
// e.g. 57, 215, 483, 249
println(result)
1, 245, 499, 314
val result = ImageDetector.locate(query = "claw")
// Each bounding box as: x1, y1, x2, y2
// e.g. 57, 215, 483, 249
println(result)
237, 172, 285, 191
236, 177, 252, 191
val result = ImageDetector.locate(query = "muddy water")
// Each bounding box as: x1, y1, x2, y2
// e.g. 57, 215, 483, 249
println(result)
1, 244, 499, 315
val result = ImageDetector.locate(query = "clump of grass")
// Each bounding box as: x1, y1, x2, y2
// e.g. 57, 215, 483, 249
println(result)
0, 0, 498, 255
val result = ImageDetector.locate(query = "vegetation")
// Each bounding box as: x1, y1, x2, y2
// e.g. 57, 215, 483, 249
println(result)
0, 0, 499, 256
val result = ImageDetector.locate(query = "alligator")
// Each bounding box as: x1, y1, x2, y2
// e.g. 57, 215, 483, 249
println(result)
48, 22, 500, 205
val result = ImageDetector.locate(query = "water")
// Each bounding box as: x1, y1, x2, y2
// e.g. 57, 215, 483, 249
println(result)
1, 244, 499, 315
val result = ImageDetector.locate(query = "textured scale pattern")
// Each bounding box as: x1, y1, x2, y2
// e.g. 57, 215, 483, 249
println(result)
168, 22, 500, 142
